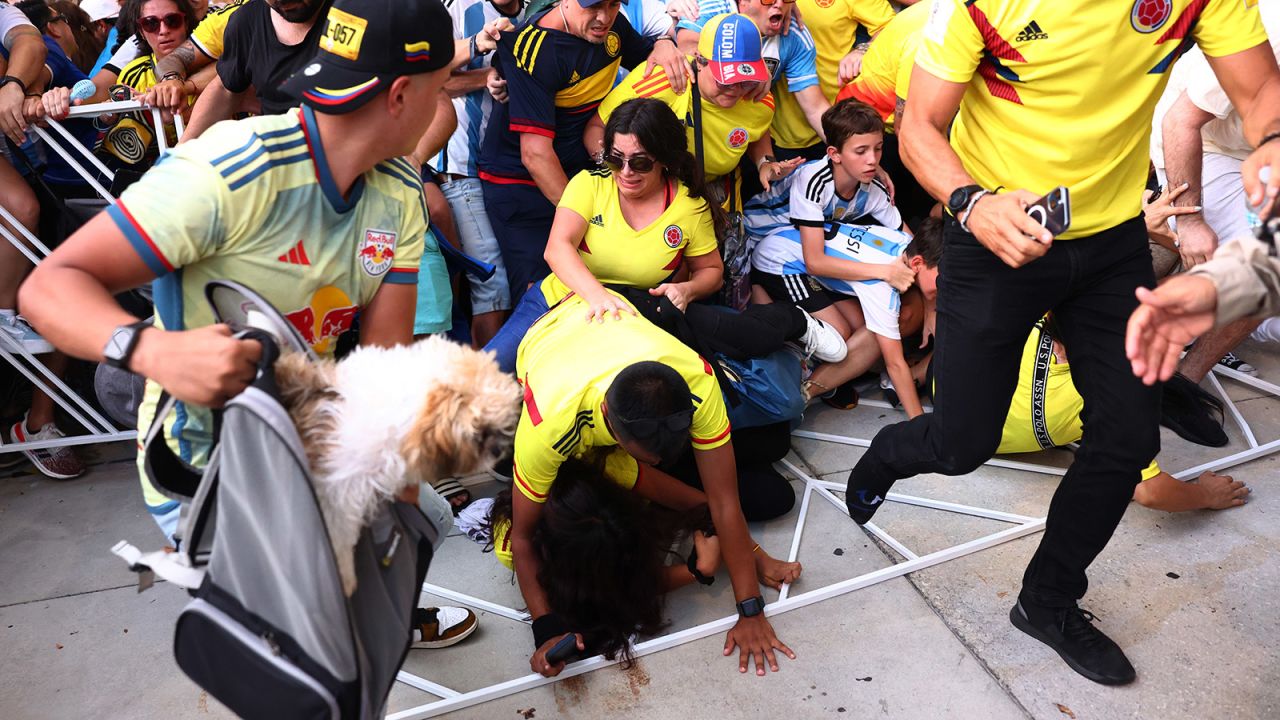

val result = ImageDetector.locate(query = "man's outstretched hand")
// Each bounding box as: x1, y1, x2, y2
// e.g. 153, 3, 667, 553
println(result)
1126, 276, 1218, 385
724, 614, 794, 676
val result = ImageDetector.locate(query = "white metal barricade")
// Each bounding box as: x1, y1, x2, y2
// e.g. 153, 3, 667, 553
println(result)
389, 400, 1052, 719
389, 373, 1280, 718
0, 100, 183, 457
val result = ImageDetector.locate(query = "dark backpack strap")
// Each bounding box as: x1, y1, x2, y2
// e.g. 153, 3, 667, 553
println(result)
141, 390, 207, 501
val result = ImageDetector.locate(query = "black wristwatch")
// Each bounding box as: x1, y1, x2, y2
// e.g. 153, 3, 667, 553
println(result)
946, 184, 984, 218
736, 595, 765, 618
102, 320, 152, 371
0, 75, 27, 94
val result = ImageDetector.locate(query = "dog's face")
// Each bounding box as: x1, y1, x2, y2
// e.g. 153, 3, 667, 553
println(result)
400, 343, 521, 481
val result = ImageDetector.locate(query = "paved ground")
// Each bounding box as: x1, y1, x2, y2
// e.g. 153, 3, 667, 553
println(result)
1, 339, 1276, 719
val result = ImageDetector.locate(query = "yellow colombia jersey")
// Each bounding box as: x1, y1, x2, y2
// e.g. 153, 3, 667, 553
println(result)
796, 0, 894, 100
113, 106, 432, 513
539, 168, 718, 304
997, 321, 1160, 480
598, 58, 775, 181
839, 1, 929, 133
917, 0, 1266, 239
512, 292, 732, 504
770, 78, 819, 150
191, 0, 248, 60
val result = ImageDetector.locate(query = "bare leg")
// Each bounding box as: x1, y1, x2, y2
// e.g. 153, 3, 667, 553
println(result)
1132, 470, 1249, 512
469, 309, 507, 349
0, 157, 39, 309
1179, 317, 1261, 381
25, 352, 68, 429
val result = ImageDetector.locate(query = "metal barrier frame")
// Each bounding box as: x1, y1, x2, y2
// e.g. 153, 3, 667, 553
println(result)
0, 100, 181, 455
388, 370, 1280, 718
389, 403, 1052, 719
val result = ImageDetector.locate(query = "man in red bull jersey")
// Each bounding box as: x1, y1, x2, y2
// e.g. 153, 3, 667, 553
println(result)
22, 0, 458, 542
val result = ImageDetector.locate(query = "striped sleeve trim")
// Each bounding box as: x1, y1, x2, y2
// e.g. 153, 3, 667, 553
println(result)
692, 425, 732, 446
510, 121, 554, 137
513, 464, 549, 501
382, 268, 419, 285
107, 202, 175, 275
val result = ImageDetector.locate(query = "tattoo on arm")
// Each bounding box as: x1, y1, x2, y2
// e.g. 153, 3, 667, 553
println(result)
3, 25, 41, 51
157, 41, 198, 78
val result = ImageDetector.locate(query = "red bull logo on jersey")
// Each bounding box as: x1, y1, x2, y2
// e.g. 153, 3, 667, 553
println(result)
284, 285, 359, 355
1131, 0, 1171, 33
663, 224, 684, 248
359, 229, 397, 277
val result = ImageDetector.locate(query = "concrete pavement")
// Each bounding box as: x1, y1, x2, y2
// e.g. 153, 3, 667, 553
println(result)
1, 338, 1276, 719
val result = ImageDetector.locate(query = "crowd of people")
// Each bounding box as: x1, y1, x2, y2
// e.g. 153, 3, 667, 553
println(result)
1, 0, 1278, 694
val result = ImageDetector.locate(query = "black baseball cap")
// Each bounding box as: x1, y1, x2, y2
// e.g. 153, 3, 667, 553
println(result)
282, 0, 455, 115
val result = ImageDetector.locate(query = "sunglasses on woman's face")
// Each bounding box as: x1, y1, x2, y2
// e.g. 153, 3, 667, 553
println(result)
758, 0, 796, 5
602, 150, 657, 174
139, 13, 185, 32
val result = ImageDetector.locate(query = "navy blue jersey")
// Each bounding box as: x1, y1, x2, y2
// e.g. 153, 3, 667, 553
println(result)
478, 10, 651, 184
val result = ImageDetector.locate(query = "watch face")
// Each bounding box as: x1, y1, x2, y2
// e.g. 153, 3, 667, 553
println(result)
948, 186, 972, 213
105, 326, 133, 360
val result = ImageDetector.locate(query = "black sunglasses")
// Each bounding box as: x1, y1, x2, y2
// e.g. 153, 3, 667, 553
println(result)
602, 150, 657, 174
139, 13, 184, 32
615, 408, 693, 439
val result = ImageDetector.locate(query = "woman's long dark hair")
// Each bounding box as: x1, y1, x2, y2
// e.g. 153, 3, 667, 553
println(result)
489, 456, 708, 665
603, 97, 728, 242
116, 0, 197, 57
48, 0, 104, 73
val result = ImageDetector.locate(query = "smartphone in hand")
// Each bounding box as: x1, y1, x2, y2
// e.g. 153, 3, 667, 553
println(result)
1027, 186, 1071, 237
546, 633, 580, 665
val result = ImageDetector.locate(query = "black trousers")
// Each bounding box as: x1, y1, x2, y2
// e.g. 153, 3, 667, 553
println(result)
669, 421, 796, 522
848, 216, 1161, 608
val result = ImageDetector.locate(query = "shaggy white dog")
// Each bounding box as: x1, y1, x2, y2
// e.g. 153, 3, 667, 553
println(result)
275, 337, 521, 595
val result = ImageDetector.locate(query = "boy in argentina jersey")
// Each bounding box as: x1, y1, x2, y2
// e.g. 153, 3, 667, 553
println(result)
752, 219, 940, 419
20, 0, 458, 541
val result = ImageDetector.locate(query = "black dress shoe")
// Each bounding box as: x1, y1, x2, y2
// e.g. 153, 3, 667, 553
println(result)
1010, 600, 1136, 685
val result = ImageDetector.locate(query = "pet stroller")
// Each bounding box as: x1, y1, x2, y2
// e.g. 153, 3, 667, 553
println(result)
113, 281, 446, 719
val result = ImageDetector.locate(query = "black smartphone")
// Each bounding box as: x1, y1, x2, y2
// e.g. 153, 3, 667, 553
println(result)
1026, 186, 1071, 236
546, 633, 580, 665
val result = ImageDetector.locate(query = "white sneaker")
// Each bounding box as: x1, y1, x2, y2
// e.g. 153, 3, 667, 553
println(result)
0, 314, 53, 354
10, 415, 84, 479
797, 312, 847, 363
411, 606, 478, 649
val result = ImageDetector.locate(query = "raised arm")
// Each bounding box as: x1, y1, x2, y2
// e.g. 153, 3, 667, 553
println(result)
1159, 91, 1218, 267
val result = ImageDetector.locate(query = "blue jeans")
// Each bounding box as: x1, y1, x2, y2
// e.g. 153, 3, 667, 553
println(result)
441, 177, 510, 314
482, 285, 549, 373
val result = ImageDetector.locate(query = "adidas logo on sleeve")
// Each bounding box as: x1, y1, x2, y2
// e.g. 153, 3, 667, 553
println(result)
589, 214, 605, 227
1015, 20, 1048, 42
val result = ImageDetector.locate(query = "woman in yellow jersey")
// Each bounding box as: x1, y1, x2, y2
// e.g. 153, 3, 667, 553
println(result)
487, 457, 723, 665
485, 97, 846, 373
485, 97, 724, 370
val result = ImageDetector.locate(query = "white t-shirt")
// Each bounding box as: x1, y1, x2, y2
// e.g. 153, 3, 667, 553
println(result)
103, 36, 143, 76
743, 158, 901, 239
1151, 0, 1280, 166
0, 2, 33, 47
751, 223, 909, 339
